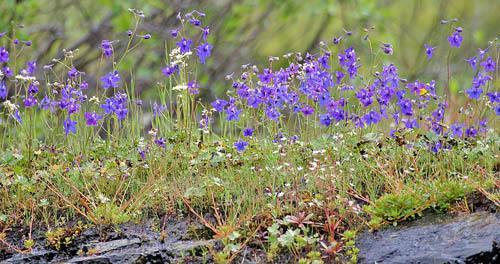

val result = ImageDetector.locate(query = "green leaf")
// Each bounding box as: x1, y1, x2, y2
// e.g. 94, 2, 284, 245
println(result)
228, 231, 241, 241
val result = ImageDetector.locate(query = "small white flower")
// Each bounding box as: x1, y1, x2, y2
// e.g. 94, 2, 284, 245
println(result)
97, 193, 110, 204
172, 84, 188, 91
3, 100, 17, 112
89, 96, 100, 104
148, 128, 158, 137
15, 74, 36, 81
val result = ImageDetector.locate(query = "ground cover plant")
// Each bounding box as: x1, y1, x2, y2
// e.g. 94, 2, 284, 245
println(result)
0, 7, 498, 263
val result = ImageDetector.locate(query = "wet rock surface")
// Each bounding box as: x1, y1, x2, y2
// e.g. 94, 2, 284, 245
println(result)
3, 211, 499, 263
0, 218, 216, 263
356, 211, 500, 264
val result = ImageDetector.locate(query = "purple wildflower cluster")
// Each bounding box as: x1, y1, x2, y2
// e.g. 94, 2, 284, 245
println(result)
462, 46, 496, 110
0, 11, 496, 157
101, 70, 121, 89
448, 27, 463, 48
210, 24, 497, 153
101, 40, 114, 58
101, 92, 128, 120
163, 10, 213, 78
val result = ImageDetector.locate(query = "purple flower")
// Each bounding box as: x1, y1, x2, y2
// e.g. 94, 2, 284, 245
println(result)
465, 126, 477, 138
480, 57, 496, 72
347, 63, 360, 79
403, 118, 418, 129
170, 29, 179, 38
479, 119, 488, 133
243, 128, 254, 137
26, 61, 37, 76
319, 54, 330, 69
273, 132, 285, 143
363, 110, 381, 126
424, 44, 435, 60
265, 107, 281, 121
154, 137, 166, 148
356, 89, 373, 107
448, 29, 462, 48
101, 40, 113, 58
381, 43, 393, 55
398, 99, 413, 116
234, 139, 248, 152
449, 123, 464, 138
24, 96, 38, 108
177, 38, 192, 54
143, 34, 151, 40
202, 27, 210, 40
486, 92, 499, 103
152, 102, 167, 117
63, 117, 77, 135
432, 103, 446, 121
335, 71, 345, 84
258, 69, 273, 84
162, 65, 179, 77
199, 110, 212, 129
0, 81, 7, 99
319, 114, 332, 126
430, 141, 442, 153
478, 48, 488, 59
28, 83, 39, 94
0, 47, 9, 62
187, 80, 199, 95
225, 105, 241, 121
39, 96, 55, 111
101, 93, 128, 121
13, 109, 22, 124
80, 81, 89, 90
138, 148, 147, 159
466, 87, 482, 100
472, 72, 492, 88
338, 47, 356, 68
59, 85, 84, 114
301, 105, 314, 116
211, 99, 228, 112
197, 43, 212, 64
84, 112, 102, 126
338, 46, 360, 79
465, 56, 477, 70
101, 98, 116, 114
189, 18, 201, 26
68, 67, 79, 79
115, 107, 128, 120
2, 66, 12, 77
100, 70, 121, 89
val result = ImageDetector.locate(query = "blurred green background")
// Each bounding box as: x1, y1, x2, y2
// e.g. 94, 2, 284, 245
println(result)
0, 0, 498, 103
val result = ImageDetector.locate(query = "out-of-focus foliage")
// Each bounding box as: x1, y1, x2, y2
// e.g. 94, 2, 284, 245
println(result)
0, 0, 498, 101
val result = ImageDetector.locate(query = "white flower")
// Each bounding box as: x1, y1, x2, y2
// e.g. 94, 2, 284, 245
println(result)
15, 74, 36, 81
97, 193, 110, 204
148, 128, 157, 137
89, 96, 100, 104
3, 100, 17, 112
169, 47, 180, 58
173, 84, 188, 91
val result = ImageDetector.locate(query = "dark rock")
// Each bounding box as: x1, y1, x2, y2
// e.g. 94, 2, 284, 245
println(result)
66, 239, 214, 263
356, 212, 500, 264
0, 218, 214, 264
